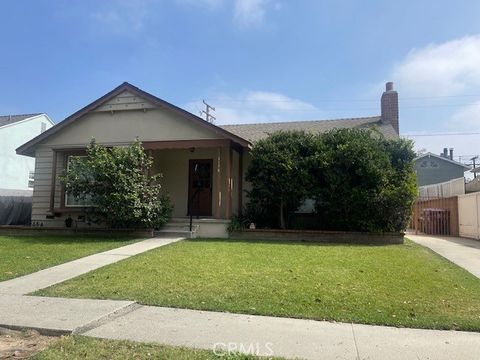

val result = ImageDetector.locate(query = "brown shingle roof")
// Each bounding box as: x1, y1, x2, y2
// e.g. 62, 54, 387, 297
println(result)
220, 116, 397, 143
0, 113, 42, 128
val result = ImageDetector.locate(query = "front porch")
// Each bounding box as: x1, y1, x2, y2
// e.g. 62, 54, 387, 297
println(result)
145, 139, 247, 221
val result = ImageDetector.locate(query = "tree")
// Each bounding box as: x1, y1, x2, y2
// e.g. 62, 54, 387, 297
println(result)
245, 131, 315, 229
60, 139, 172, 229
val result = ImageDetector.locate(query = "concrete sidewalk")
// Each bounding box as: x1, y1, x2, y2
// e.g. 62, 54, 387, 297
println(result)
1, 295, 479, 360
408, 234, 480, 278
0, 236, 183, 295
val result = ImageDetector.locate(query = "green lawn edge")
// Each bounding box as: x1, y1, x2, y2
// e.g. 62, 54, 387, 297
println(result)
34, 238, 480, 332
32, 335, 284, 360
0, 235, 138, 281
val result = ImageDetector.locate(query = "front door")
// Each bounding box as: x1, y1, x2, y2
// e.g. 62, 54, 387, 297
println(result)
188, 159, 213, 216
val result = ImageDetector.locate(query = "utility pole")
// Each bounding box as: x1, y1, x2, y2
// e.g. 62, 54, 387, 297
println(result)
200, 100, 216, 123
471, 156, 478, 178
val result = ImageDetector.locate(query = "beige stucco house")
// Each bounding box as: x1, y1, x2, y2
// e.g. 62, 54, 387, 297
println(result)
16, 82, 399, 237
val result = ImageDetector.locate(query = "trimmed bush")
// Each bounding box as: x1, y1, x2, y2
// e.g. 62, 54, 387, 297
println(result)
245, 128, 417, 232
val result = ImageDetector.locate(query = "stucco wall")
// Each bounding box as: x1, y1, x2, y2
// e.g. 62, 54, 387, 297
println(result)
458, 192, 480, 240
0, 115, 53, 190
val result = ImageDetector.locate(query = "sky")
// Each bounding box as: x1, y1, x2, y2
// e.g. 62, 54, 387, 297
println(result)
1, 0, 480, 164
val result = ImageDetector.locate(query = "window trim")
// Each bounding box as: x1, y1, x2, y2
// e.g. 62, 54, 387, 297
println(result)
63, 153, 95, 208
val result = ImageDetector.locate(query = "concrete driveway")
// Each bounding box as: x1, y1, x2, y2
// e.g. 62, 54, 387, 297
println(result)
407, 234, 480, 278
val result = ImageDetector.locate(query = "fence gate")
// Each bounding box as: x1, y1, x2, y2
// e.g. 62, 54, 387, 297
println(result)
409, 196, 459, 236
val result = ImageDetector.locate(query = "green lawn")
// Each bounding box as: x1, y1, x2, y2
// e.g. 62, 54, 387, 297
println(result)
0, 235, 137, 281
36, 239, 480, 331
33, 336, 277, 360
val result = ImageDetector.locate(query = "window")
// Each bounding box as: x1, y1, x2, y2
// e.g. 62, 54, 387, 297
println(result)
40, 122, 47, 133
28, 171, 34, 189
65, 156, 94, 207
419, 159, 439, 169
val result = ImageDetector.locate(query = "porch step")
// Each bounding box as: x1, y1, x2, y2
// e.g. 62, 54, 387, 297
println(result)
154, 229, 196, 239
154, 220, 199, 239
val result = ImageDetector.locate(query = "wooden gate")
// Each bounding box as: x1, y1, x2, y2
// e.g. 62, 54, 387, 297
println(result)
410, 196, 459, 236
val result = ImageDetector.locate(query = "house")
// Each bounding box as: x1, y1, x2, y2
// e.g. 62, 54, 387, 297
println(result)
0, 113, 54, 190
415, 149, 470, 187
16, 82, 399, 236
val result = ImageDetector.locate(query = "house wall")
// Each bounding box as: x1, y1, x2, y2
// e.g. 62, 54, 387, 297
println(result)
0, 115, 53, 190
151, 147, 246, 219
152, 148, 226, 218
415, 156, 466, 186
41, 108, 221, 147
31, 146, 66, 227
30, 103, 248, 226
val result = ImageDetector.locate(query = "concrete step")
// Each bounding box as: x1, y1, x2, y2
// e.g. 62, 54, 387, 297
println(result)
153, 230, 195, 239
162, 223, 199, 231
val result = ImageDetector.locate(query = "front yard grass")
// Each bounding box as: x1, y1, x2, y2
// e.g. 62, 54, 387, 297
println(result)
36, 239, 480, 331
0, 235, 137, 281
32, 336, 276, 360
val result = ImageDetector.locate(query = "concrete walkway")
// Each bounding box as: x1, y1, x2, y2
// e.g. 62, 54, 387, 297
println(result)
0, 236, 183, 295
408, 234, 480, 278
0, 295, 479, 360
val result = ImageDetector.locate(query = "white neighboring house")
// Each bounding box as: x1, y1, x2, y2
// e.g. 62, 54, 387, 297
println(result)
0, 113, 54, 190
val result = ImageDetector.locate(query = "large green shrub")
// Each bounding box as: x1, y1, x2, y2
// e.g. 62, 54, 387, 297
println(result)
60, 139, 172, 229
245, 131, 316, 229
245, 128, 417, 232
311, 128, 417, 232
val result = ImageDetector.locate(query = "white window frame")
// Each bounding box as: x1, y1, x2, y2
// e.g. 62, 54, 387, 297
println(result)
28, 171, 34, 189
65, 155, 94, 207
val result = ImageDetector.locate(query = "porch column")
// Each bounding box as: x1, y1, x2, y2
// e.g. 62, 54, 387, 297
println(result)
226, 145, 233, 219
215, 147, 222, 219
49, 150, 57, 213
238, 149, 243, 216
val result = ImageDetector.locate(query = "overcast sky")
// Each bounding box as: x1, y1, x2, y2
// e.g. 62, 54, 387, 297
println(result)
1, 0, 480, 163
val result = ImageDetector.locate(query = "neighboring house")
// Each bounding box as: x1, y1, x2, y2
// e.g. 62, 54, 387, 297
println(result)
0, 113, 54, 190
415, 149, 470, 187
16, 82, 399, 235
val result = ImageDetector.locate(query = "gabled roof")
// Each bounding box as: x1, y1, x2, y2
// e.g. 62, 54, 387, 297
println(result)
220, 116, 397, 143
415, 152, 470, 170
0, 113, 42, 128
16, 82, 252, 156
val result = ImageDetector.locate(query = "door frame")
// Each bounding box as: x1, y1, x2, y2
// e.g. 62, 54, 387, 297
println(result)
187, 159, 214, 217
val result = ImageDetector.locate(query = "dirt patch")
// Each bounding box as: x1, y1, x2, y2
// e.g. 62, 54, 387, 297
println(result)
0, 327, 58, 359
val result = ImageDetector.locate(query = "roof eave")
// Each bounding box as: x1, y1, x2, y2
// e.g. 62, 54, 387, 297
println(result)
16, 82, 252, 156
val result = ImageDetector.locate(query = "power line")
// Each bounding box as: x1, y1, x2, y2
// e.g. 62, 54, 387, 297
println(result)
404, 132, 480, 137
195, 93, 480, 104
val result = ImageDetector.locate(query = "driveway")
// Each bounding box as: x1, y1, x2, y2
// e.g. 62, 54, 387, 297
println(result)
407, 234, 480, 278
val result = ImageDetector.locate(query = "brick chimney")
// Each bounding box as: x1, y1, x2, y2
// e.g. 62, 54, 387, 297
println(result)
381, 82, 399, 134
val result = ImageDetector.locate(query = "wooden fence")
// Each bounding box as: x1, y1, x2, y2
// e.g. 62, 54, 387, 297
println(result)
409, 196, 459, 236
